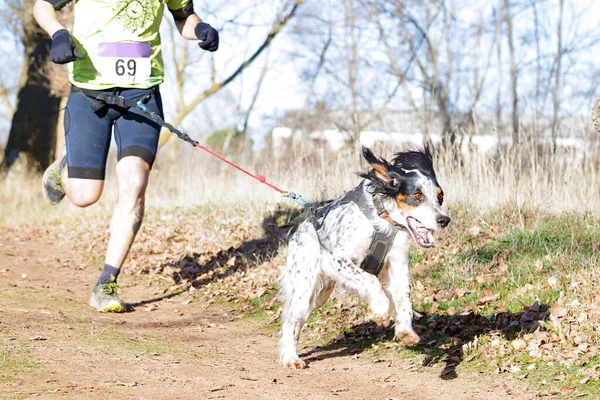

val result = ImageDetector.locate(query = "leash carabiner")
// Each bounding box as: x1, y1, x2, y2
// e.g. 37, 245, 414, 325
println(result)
282, 191, 309, 207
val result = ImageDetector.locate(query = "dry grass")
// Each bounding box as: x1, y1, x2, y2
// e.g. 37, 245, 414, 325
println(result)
0, 135, 599, 226
146, 137, 600, 214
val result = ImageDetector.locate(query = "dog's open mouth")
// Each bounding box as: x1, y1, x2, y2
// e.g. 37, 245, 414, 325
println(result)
407, 217, 435, 248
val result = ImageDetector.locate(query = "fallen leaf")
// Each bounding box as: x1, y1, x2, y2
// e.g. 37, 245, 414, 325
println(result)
511, 339, 526, 350
559, 386, 575, 395
334, 333, 346, 342
115, 382, 137, 387
513, 284, 533, 297
550, 304, 568, 319
509, 365, 522, 374
331, 388, 349, 393
477, 288, 499, 305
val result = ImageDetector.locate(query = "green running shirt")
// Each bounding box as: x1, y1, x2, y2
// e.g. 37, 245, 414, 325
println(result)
69, 0, 191, 89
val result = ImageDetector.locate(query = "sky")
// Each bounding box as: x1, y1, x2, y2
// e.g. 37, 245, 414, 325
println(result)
2, 0, 600, 149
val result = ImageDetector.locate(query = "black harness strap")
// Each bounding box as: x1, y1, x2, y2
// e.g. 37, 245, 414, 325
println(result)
361, 229, 398, 275
305, 181, 400, 276
72, 86, 199, 146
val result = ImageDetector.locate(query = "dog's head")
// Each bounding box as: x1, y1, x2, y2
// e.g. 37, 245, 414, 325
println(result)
360, 147, 451, 248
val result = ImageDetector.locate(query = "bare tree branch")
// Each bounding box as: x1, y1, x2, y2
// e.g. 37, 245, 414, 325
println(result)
0, 78, 15, 116
158, 0, 305, 149
241, 47, 270, 137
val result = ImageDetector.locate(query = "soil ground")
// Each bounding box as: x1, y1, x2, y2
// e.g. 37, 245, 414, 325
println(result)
0, 226, 537, 400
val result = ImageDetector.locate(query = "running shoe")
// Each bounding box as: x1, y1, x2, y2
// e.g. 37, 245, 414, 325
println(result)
41, 152, 67, 205
89, 276, 126, 313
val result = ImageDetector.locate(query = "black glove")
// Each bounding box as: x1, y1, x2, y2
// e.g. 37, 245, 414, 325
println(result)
50, 29, 83, 64
194, 22, 219, 52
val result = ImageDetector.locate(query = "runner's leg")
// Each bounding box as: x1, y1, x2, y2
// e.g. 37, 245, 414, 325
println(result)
43, 88, 114, 207
103, 86, 162, 276
90, 87, 162, 311
104, 156, 149, 272
61, 88, 116, 207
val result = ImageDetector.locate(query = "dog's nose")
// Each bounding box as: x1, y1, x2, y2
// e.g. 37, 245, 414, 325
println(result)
437, 215, 451, 228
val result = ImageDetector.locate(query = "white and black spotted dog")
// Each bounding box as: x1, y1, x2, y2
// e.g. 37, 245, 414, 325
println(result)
278, 147, 451, 369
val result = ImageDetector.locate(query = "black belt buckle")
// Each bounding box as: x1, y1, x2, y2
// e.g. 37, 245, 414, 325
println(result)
114, 96, 126, 108
89, 100, 106, 113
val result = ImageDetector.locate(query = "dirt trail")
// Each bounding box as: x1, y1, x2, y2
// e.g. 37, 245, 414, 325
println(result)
0, 227, 535, 400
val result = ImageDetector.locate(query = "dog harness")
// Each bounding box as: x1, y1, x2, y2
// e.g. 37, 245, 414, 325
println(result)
306, 181, 401, 276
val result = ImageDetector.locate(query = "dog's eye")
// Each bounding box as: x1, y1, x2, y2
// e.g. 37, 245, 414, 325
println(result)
414, 192, 423, 201
437, 192, 444, 204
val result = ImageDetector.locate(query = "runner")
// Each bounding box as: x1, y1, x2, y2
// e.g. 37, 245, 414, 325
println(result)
33, 0, 219, 312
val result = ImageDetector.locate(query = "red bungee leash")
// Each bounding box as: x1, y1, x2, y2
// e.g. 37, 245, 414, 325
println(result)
193, 143, 284, 194
136, 102, 308, 206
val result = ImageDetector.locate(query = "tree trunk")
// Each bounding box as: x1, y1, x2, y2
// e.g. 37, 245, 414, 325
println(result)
1, 23, 60, 173
551, 0, 564, 157
503, 0, 521, 182
494, 0, 503, 172
503, 0, 519, 148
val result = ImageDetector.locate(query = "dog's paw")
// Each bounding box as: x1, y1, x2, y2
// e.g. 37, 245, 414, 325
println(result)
395, 330, 420, 347
369, 297, 390, 326
282, 358, 306, 369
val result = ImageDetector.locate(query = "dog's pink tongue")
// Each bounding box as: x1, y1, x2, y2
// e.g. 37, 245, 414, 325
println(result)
416, 226, 430, 244
409, 219, 434, 247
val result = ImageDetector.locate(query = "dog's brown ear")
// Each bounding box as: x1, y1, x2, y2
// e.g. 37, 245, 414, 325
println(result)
362, 147, 391, 182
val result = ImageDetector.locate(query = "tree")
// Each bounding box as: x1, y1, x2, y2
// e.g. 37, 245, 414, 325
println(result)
0, 0, 69, 173
551, 0, 564, 158
157, 0, 305, 149
503, 0, 519, 151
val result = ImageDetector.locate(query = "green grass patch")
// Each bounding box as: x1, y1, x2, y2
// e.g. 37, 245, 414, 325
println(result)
406, 208, 600, 395
0, 347, 40, 384
211, 285, 282, 332
79, 327, 219, 360
416, 211, 599, 309
0, 286, 80, 314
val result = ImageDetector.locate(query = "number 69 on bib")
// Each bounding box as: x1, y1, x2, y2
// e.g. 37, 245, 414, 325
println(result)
97, 42, 152, 86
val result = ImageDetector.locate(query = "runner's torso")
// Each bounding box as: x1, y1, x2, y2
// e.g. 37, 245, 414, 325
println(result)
68, 0, 190, 89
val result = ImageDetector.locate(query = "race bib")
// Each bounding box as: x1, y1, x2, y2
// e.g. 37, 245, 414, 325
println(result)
96, 42, 151, 86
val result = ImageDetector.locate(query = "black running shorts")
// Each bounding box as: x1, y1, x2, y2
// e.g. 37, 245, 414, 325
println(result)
63, 86, 164, 180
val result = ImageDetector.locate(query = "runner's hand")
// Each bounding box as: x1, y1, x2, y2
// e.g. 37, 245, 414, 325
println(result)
50, 29, 83, 64
195, 22, 219, 52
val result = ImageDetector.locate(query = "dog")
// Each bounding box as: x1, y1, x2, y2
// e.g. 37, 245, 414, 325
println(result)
278, 147, 451, 369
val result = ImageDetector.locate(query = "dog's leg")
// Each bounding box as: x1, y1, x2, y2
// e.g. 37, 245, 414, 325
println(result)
313, 278, 335, 309
321, 251, 390, 326
381, 247, 420, 347
279, 223, 327, 369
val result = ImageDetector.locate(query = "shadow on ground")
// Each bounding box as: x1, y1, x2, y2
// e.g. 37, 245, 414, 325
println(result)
300, 306, 549, 379
138, 207, 301, 304
133, 208, 551, 381
128, 288, 188, 308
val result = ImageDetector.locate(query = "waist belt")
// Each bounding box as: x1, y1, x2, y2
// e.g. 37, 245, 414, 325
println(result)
72, 86, 154, 115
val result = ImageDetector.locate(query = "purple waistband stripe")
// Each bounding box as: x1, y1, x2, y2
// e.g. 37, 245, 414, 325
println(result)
98, 42, 151, 58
